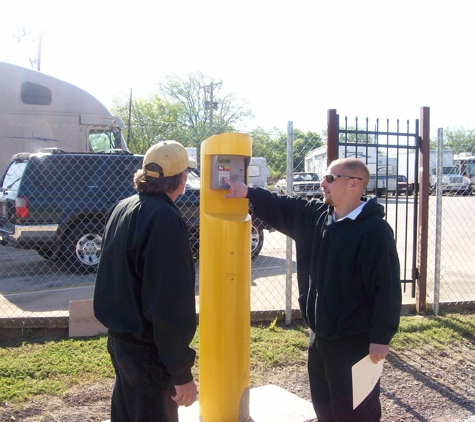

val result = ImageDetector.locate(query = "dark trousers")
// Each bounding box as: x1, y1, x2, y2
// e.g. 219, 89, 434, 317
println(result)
308, 331, 381, 422
107, 334, 178, 422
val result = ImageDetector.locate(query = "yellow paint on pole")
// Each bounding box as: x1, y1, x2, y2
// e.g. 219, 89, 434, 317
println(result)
199, 133, 252, 422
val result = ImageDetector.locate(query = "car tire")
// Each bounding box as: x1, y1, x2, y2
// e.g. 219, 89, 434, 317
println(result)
251, 223, 264, 259
61, 221, 104, 273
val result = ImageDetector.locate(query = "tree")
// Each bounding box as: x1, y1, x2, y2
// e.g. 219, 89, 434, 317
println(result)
248, 127, 324, 178
292, 130, 324, 172
433, 127, 475, 154
249, 127, 287, 178
110, 94, 182, 154
273, 129, 324, 173
157, 72, 254, 147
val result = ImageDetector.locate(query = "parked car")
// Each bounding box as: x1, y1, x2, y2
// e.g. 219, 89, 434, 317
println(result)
396, 175, 414, 195
274, 172, 322, 198
0, 149, 267, 274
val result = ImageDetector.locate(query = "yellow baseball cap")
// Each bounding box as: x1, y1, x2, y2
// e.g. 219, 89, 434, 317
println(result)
143, 141, 196, 178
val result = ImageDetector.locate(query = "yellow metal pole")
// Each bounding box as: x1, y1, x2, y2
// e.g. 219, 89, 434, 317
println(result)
199, 132, 252, 422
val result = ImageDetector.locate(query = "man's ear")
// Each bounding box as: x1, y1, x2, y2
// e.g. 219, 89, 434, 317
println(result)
350, 178, 362, 193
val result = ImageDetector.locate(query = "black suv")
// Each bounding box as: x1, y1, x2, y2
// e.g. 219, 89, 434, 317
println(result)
0, 149, 266, 273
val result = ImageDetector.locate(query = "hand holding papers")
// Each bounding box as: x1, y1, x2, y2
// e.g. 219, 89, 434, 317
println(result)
352, 354, 384, 410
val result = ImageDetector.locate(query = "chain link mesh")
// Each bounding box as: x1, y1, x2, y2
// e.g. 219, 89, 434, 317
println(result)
1, 122, 475, 328
426, 135, 475, 306
0, 125, 141, 324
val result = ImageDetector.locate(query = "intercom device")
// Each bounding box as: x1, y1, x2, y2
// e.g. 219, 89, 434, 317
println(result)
210, 154, 249, 189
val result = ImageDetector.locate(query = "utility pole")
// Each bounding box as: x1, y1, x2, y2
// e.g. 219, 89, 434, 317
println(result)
31, 31, 45, 71
127, 89, 133, 145
12, 27, 45, 71
202, 81, 222, 136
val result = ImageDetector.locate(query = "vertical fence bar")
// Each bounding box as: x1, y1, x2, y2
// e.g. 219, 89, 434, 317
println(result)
417, 106, 430, 313
285, 121, 294, 325
412, 119, 420, 298
327, 110, 338, 164
433, 129, 443, 315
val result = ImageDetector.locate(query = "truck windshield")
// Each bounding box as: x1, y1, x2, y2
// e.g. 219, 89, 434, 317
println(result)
442, 166, 459, 175
294, 173, 319, 181
89, 127, 128, 152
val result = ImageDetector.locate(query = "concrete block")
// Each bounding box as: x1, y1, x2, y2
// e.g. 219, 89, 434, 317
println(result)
69, 299, 107, 337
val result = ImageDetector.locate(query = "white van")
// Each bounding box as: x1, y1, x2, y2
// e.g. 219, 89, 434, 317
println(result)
0, 62, 127, 175
248, 157, 270, 188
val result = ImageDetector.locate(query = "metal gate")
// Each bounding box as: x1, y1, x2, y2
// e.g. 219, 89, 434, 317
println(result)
326, 109, 424, 300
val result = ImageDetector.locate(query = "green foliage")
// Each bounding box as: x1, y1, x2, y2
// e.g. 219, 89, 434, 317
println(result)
391, 313, 475, 350
268, 312, 285, 332
432, 127, 475, 154
158, 72, 254, 146
110, 71, 254, 157
110, 93, 183, 154
339, 124, 376, 145
250, 323, 308, 368
3, 313, 473, 405
249, 127, 324, 179
0, 336, 113, 404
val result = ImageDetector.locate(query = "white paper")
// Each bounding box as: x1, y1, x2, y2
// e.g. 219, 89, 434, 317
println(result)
352, 354, 384, 410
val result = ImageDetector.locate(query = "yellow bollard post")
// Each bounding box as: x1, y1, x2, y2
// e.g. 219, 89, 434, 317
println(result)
199, 132, 252, 422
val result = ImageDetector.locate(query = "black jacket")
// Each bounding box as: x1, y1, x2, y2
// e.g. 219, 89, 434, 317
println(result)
94, 192, 196, 386
247, 188, 401, 345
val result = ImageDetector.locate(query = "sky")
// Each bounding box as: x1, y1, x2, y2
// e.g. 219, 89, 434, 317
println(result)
1, 0, 474, 136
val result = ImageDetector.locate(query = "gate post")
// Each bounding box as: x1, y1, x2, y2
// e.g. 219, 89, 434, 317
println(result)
416, 106, 430, 313
327, 109, 339, 165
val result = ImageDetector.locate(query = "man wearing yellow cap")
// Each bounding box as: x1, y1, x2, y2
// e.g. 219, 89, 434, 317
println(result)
94, 141, 197, 422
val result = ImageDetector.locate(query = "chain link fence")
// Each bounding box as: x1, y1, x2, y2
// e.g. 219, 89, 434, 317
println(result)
1, 121, 475, 330
426, 129, 475, 311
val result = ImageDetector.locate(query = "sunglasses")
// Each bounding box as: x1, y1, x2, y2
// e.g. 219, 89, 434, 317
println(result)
323, 174, 363, 183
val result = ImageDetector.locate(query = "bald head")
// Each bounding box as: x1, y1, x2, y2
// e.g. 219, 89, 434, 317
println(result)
328, 158, 370, 193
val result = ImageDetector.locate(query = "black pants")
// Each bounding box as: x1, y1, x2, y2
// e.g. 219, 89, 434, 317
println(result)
107, 334, 178, 422
308, 331, 381, 422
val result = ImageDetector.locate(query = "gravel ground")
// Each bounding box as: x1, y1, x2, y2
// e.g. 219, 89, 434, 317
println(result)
1, 341, 475, 421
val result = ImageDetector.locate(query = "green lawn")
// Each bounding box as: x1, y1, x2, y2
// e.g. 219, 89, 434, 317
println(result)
1, 312, 474, 405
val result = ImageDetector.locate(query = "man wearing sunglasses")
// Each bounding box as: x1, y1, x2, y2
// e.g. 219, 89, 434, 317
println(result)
224, 157, 401, 422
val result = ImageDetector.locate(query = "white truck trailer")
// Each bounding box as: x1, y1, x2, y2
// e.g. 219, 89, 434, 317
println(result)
0, 61, 128, 175
305, 145, 387, 196
248, 157, 270, 188
429, 150, 469, 194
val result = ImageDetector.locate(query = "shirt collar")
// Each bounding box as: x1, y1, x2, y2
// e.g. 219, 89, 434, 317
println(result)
333, 201, 367, 222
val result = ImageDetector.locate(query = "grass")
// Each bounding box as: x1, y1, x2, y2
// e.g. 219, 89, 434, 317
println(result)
1, 311, 475, 405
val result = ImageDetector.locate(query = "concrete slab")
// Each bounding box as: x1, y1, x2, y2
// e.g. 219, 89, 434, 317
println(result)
179, 384, 316, 422
69, 299, 107, 337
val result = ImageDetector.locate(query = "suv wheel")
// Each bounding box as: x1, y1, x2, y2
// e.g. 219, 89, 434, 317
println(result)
61, 221, 103, 273
251, 223, 264, 259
